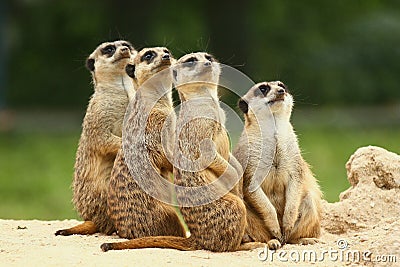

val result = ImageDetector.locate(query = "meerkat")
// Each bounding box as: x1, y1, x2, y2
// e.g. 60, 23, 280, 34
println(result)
233, 81, 322, 247
100, 52, 260, 252
106, 47, 186, 240
55, 40, 136, 236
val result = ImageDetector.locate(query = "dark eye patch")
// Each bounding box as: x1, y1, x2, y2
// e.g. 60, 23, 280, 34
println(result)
254, 84, 271, 97
184, 57, 198, 63
205, 54, 213, 61
101, 45, 116, 56
141, 50, 156, 62
259, 84, 270, 93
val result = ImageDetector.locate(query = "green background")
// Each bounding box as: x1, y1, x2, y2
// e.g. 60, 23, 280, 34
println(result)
0, 0, 399, 219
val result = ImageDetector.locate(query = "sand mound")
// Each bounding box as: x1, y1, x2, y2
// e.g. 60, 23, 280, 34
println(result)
322, 146, 400, 264
322, 146, 400, 234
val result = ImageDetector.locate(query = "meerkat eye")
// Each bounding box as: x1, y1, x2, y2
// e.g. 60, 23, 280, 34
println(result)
258, 84, 271, 94
141, 51, 155, 62
184, 57, 197, 63
101, 45, 116, 56
205, 55, 213, 62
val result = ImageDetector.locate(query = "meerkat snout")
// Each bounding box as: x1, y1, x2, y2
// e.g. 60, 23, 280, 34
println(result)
120, 46, 129, 53
162, 53, 170, 61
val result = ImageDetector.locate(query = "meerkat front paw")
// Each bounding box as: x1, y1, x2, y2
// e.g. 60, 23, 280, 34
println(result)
267, 239, 281, 250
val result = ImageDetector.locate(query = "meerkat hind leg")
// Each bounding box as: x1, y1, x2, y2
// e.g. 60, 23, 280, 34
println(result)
55, 221, 98, 236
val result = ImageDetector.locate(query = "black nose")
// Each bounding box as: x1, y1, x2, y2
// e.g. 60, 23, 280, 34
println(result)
120, 47, 129, 53
204, 61, 211, 67
277, 89, 285, 95
162, 53, 170, 60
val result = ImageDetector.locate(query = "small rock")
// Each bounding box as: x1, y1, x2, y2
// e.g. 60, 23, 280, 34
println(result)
370, 202, 375, 208
349, 219, 358, 225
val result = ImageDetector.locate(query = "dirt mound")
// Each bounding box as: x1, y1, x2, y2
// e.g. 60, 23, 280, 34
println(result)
322, 146, 400, 234
322, 146, 400, 263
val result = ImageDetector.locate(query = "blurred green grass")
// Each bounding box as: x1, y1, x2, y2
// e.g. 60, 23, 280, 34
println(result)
297, 126, 400, 201
0, 132, 79, 219
0, 107, 399, 219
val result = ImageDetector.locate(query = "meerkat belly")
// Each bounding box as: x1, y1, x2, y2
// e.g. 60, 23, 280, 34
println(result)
75, 154, 114, 196
261, 169, 288, 218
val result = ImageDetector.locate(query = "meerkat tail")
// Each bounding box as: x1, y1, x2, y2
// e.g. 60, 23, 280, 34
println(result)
100, 236, 197, 252
55, 221, 98, 236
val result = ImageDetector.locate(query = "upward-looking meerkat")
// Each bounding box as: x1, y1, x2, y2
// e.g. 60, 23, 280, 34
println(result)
101, 52, 258, 252
55, 40, 136, 236
105, 47, 186, 240
234, 81, 322, 246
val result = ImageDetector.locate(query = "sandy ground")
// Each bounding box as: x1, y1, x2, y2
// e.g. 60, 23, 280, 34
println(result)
1, 146, 399, 267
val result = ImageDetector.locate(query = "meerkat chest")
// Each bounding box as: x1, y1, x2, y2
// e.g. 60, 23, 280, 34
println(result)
261, 138, 294, 193
262, 163, 288, 195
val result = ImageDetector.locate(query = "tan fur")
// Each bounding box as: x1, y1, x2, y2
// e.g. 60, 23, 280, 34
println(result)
234, 81, 322, 247
106, 47, 186, 240
100, 52, 256, 252
55, 41, 136, 236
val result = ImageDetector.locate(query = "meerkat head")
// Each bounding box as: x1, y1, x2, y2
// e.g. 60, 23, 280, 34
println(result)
125, 47, 174, 88
173, 52, 221, 101
86, 40, 136, 85
238, 81, 293, 119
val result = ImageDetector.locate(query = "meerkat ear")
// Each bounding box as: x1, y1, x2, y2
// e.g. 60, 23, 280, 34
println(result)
238, 98, 248, 114
126, 64, 135, 78
86, 58, 95, 71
